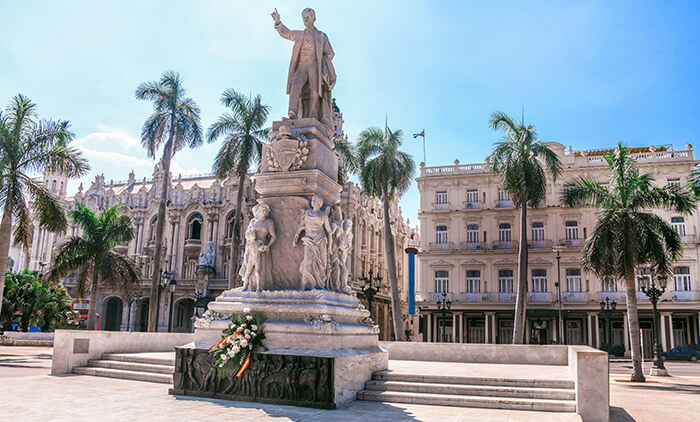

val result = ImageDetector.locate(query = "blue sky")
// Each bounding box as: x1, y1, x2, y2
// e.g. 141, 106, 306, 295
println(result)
2, 1, 699, 224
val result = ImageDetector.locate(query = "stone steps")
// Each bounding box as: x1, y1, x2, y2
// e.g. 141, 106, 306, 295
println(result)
364, 380, 575, 400
72, 352, 175, 384
73, 366, 173, 384
356, 390, 577, 413
357, 369, 576, 413
372, 370, 575, 389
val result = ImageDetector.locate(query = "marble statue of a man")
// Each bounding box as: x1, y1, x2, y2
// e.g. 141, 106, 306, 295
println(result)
271, 8, 336, 130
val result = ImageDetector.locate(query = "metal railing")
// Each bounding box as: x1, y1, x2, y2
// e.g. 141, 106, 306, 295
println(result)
431, 202, 451, 211
562, 292, 589, 302
528, 239, 553, 249
558, 238, 583, 248
670, 290, 700, 301
528, 292, 553, 302
492, 240, 518, 250
428, 242, 455, 252
462, 201, 481, 210
459, 241, 487, 251
494, 200, 512, 208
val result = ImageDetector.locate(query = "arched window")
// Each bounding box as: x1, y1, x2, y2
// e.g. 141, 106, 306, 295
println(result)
225, 211, 236, 239
149, 216, 158, 240
187, 213, 203, 240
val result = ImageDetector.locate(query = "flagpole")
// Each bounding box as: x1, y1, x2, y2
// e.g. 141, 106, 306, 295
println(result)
423, 129, 426, 165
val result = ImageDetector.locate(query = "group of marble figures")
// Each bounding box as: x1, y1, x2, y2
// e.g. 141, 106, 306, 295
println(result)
238, 194, 353, 294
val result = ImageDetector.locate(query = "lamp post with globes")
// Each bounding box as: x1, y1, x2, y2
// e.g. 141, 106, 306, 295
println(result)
640, 275, 669, 376
167, 277, 178, 332
359, 268, 382, 322
552, 246, 565, 344
436, 292, 452, 342
600, 297, 617, 356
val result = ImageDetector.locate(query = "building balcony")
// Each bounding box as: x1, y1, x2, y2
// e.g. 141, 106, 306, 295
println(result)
459, 241, 487, 251
670, 290, 700, 301
113, 243, 129, 255
184, 238, 202, 253
528, 292, 553, 302
558, 238, 583, 248
597, 291, 626, 302
428, 242, 455, 252
680, 235, 697, 245
418, 291, 452, 303
562, 292, 589, 302
492, 240, 518, 251
464, 292, 489, 302
462, 201, 481, 210
431, 202, 451, 212
494, 200, 512, 209
497, 292, 516, 302
637, 291, 650, 301
528, 239, 553, 249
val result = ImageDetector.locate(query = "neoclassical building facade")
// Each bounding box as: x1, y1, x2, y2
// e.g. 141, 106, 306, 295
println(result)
12, 164, 418, 340
415, 143, 700, 354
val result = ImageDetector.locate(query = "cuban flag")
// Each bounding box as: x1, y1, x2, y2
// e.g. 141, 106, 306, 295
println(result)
413, 130, 425, 138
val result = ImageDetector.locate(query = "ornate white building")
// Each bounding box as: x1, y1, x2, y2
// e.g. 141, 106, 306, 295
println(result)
415, 143, 700, 355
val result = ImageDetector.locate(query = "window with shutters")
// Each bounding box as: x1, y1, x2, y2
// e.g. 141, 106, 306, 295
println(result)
674, 267, 691, 291
498, 223, 512, 242
435, 271, 449, 293
436, 191, 448, 204
498, 269, 514, 293
467, 224, 479, 244
532, 269, 548, 292
466, 190, 479, 204
602, 276, 617, 292
565, 221, 579, 240
531, 222, 544, 241
436, 225, 448, 244
671, 217, 686, 236
466, 270, 480, 293
566, 268, 582, 292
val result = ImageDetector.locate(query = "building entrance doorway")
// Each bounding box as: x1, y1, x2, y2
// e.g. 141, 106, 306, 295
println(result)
138, 299, 149, 332
174, 299, 195, 332
104, 297, 123, 331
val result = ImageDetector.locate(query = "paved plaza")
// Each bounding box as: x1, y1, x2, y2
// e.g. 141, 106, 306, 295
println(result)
2, 346, 700, 421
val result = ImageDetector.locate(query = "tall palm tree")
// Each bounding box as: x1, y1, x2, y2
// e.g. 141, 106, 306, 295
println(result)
487, 111, 562, 344
561, 144, 695, 382
0, 94, 89, 318
135, 71, 202, 331
206, 89, 269, 289
356, 125, 415, 341
48, 203, 140, 330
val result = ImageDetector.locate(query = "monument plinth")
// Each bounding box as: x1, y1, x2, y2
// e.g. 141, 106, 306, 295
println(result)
170, 8, 387, 408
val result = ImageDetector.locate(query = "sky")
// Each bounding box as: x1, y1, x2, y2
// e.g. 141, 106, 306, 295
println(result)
2, 1, 699, 225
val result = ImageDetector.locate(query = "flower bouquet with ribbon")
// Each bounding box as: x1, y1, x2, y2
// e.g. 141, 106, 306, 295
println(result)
208, 308, 268, 378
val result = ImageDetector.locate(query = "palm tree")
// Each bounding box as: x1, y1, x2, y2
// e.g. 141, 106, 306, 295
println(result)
356, 125, 415, 341
487, 111, 562, 344
561, 144, 695, 381
206, 89, 269, 289
48, 203, 140, 330
333, 136, 358, 184
135, 71, 202, 331
0, 94, 89, 318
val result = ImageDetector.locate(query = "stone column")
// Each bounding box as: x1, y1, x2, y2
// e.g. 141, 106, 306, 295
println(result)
623, 311, 629, 353
660, 312, 669, 351
484, 313, 489, 344
668, 313, 675, 349
587, 312, 595, 347
452, 313, 457, 343
413, 313, 421, 342
485, 312, 496, 344
458, 312, 464, 343
427, 313, 432, 342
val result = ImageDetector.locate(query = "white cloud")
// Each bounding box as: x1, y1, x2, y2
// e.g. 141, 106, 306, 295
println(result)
66, 126, 204, 194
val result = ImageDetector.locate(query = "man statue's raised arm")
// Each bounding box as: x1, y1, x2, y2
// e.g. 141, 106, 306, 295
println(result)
271, 8, 294, 41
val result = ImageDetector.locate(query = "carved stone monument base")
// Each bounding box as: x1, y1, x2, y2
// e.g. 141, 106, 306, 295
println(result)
188, 289, 388, 406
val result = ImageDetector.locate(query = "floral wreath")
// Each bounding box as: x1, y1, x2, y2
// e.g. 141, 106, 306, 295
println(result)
208, 308, 268, 378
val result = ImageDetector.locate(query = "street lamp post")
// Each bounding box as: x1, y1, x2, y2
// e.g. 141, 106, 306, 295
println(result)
436, 292, 451, 342
155, 257, 174, 332
553, 247, 565, 344
127, 291, 143, 332
640, 275, 669, 376
167, 277, 178, 333
358, 268, 383, 322
600, 296, 617, 356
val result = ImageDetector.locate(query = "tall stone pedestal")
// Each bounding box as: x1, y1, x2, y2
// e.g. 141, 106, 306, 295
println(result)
175, 118, 388, 407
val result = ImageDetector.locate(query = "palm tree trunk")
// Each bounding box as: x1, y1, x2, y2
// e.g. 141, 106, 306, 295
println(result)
512, 203, 528, 344
228, 171, 247, 289
625, 273, 645, 381
0, 203, 13, 319
383, 197, 406, 341
87, 264, 99, 330
148, 119, 175, 331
